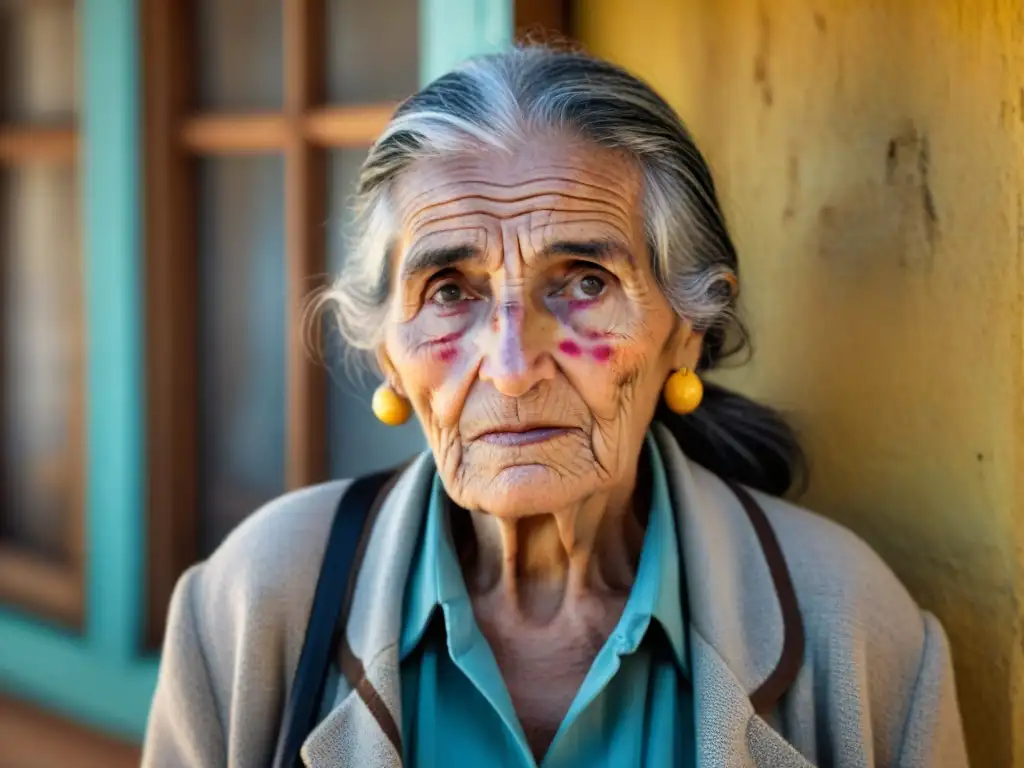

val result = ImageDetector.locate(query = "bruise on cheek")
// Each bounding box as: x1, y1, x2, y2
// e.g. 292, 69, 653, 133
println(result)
557, 337, 616, 364
554, 304, 616, 341
435, 302, 473, 320
397, 315, 467, 366
553, 291, 627, 363
428, 330, 465, 364
566, 297, 600, 312
551, 296, 620, 362
558, 340, 582, 357
577, 327, 616, 364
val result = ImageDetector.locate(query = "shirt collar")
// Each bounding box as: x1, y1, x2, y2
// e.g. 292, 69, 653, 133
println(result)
399, 432, 689, 677
642, 431, 689, 674
399, 473, 450, 658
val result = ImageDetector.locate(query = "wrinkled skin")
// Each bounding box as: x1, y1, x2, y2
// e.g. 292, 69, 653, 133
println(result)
378, 134, 703, 756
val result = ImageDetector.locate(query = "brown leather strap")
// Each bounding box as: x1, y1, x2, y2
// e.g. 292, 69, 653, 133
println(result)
339, 638, 404, 755
727, 481, 806, 716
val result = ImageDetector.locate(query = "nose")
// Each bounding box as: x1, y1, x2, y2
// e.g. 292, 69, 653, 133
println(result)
478, 297, 555, 398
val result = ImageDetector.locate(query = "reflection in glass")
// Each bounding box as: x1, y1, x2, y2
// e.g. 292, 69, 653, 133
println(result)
325, 150, 424, 480
197, 156, 286, 555
0, 164, 82, 558
326, 0, 419, 104
0, 0, 79, 123
196, 0, 283, 111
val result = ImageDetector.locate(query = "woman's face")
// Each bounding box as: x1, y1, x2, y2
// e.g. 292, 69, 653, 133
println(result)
379, 135, 702, 517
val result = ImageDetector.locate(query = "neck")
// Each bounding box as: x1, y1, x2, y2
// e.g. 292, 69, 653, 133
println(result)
457, 473, 650, 623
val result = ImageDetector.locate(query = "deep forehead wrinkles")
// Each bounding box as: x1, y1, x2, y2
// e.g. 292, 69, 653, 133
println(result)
393, 141, 645, 256
403, 195, 636, 251
400, 168, 636, 220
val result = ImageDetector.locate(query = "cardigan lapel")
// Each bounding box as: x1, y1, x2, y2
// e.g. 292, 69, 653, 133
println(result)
690, 632, 756, 766
651, 424, 808, 766
301, 645, 404, 767
691, 633, 813, 768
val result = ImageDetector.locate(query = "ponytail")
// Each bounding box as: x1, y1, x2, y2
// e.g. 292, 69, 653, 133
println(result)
656, 381, 806, 497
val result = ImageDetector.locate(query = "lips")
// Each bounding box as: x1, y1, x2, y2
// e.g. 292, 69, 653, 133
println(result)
474, 425, 575, 446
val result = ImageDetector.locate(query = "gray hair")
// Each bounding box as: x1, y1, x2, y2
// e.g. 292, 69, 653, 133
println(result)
320, 46, 805, 496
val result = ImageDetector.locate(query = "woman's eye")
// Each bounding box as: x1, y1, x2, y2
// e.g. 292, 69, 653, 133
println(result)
574, 274, 606, 300
430, 281, 467, 305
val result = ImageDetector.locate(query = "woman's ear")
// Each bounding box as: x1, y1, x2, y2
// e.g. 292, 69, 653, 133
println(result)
669, 320, 704, 371
374, 346, 406, 397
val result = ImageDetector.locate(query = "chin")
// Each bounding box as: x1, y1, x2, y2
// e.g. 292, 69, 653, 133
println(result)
461, 464, 587, 517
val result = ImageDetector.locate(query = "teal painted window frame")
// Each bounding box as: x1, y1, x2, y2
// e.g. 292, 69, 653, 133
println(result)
419, 0, 513, 84
0, 0, 513, 743
0, 0, 157, 742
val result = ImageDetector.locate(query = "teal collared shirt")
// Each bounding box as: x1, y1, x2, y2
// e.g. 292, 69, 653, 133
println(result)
398, 435, 695, 767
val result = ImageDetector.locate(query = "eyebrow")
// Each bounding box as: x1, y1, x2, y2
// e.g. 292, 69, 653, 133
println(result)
538, 238, 633, 265
401, 244, 481, 279
399, 237, 633, 280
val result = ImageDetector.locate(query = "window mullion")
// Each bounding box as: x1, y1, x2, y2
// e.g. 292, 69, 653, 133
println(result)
283, 0, 328, 489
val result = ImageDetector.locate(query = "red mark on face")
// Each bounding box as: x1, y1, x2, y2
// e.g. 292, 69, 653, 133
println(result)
558, 338, 613, 363
427, 330, 464, 363
566, 297, 600, 312
558, 340, 582, 357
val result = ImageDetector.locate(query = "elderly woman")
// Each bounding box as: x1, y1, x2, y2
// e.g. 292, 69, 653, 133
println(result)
143, 48, 968, 768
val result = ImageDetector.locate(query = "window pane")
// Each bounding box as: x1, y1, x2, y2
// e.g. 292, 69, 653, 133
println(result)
196, 0, 283, 112
325, 150, 424, 480
0, 163, 82, 559
197, 156, 286, 555
326, 0, 419, 104
0, 0, 79, 124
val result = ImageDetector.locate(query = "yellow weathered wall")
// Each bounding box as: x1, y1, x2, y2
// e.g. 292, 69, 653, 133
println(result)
577, 1, 1024, 764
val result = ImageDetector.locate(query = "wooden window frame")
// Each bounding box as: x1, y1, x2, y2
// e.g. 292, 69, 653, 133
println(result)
142, 0, 574, 649
0, 694, 140, 768
142, 0, 399, 648
0, 39, 85, 627
514, 0, 574, 42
